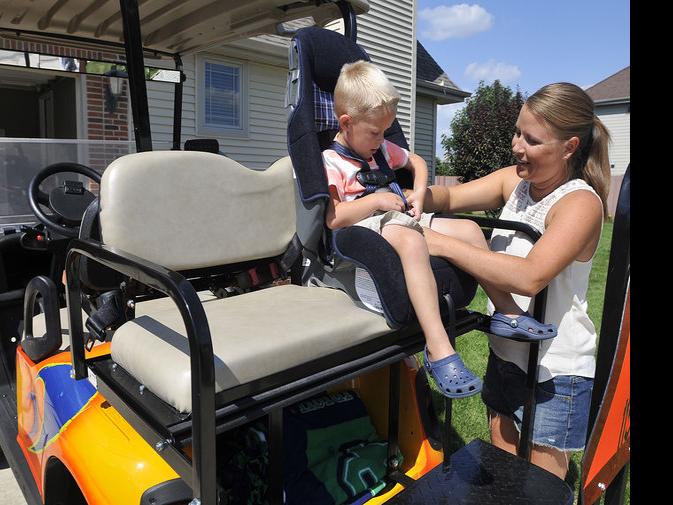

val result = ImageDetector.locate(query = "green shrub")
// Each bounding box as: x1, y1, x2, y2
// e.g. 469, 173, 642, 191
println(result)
435, 157, 453, 176
441, 80, 525, 217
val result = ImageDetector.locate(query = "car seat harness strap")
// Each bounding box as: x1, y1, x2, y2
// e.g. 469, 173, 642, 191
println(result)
329, 142, 409, 210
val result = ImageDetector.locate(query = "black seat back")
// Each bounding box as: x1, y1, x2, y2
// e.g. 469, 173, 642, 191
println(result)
184, 138, 222, 155
79, 198, 126, 293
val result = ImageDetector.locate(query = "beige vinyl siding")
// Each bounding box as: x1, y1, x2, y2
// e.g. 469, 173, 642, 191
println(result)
356, 0, 416, 148
596, 103, 630, 176
141, 0, 418, 168
414, 95, 436, 181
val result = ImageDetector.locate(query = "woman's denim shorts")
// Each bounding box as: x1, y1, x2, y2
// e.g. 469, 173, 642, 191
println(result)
481, 351, 594, 452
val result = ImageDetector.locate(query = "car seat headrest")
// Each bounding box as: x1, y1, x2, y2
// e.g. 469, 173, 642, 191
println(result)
287, 26, 411, 204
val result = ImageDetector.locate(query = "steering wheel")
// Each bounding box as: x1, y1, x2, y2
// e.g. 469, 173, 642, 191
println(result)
28, 162, 102, 238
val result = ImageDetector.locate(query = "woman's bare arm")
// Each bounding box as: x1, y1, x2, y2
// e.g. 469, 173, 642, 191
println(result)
424, 166, 520, 213
425, 189, 603, 296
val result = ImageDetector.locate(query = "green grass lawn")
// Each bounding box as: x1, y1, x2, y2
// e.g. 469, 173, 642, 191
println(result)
426, 220, 629, 503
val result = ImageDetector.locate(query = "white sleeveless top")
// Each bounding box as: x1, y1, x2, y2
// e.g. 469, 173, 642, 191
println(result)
486, 178, 602, 381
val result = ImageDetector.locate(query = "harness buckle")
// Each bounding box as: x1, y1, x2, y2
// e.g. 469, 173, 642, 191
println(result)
356, 169, 393, 188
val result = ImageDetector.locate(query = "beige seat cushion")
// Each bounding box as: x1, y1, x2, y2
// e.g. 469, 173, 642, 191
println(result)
29, 291, 218, 351
110, 284, 393, 413
99, 152, 296, 271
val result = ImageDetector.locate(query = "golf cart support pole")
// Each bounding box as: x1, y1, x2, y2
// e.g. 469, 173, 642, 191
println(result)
119, 0, 153, 152
65, 239, 218, 504
172, 55, 184, 150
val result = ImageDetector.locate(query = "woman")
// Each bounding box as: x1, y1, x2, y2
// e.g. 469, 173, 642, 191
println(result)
423, 82, 611, 479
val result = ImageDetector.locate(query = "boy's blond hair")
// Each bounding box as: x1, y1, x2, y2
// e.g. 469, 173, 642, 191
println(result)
333, 60, 400, 120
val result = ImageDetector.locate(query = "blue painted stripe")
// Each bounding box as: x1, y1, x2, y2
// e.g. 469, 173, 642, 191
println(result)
29, 364, 96, 452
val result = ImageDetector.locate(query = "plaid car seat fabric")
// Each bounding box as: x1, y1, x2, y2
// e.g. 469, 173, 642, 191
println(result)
314, 83, 340, 132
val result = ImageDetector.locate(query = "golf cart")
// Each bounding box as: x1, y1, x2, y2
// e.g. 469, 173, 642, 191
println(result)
0, 1, 630, 504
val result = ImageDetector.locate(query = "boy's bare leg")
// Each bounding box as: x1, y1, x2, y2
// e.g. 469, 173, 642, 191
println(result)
428, 218, 523, 316
381, 224, 454, 361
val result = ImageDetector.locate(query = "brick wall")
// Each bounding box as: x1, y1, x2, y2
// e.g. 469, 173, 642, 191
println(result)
84, 74, 130, 172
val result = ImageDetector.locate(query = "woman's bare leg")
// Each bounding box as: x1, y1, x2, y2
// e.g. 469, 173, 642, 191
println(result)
488, 408, 569, 479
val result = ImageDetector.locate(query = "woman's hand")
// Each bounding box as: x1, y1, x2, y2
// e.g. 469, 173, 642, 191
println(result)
406, 189, 426, 220
372, 192, 406, 212
423, 226, 454, 257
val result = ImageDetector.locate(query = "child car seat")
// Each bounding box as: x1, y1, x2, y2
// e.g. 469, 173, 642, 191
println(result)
286, 26, 477, 328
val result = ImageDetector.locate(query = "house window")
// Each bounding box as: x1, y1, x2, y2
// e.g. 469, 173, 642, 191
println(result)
198, 56, 247, 136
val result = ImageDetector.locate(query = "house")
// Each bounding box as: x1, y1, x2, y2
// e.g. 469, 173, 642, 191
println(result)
0, 1, 466, 207
415, 41, 471, 180
585, 66, 630, 217
140, 0, 468, 178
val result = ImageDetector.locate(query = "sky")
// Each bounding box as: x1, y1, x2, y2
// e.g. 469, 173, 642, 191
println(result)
415, 1, 630, 157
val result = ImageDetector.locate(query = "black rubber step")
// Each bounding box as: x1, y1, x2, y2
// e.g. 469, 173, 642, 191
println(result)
388, 439, 574, 505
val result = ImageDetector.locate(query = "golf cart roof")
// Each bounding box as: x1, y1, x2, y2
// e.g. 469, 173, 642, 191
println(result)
0, 0, 369, 56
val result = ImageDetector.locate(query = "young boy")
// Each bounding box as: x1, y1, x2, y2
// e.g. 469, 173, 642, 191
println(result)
323, 61, 556, 399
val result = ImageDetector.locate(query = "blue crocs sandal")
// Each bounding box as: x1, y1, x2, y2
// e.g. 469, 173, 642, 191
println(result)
489, 311, 557, 341
423, 347, 482, 399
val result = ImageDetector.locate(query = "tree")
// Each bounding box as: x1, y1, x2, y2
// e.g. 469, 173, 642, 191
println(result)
434, 156, 453, 176
441, 80, 524, 216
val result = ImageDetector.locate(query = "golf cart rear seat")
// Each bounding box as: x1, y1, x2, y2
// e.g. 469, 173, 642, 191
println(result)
87, 150, 395, 413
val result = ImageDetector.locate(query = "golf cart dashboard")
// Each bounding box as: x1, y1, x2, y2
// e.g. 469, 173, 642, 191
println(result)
0, 222, 69, 297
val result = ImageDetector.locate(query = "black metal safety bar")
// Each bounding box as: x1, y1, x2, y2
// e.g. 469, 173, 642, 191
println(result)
21, 276, 63, 362
64, 238, 216, 504
443, 213, 549, 461
81, 289, 482, 504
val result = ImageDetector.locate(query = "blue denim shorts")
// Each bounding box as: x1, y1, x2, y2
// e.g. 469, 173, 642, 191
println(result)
481, 351, 594, 452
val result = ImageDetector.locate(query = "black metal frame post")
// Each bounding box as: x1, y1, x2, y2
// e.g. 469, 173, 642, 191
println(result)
603, 464, 629, 505
65, 239, 217, 504
385, 361, 416, 489
337, 1, 358, 42
172, 55, 184, 150
586, 165, 630, 437
440, 294, 457, 471
119, 0, 153, 152
446, 215, 546, 461
517, 296, 546, 460
267, 408, 284, 505
578, 166, 630, 505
